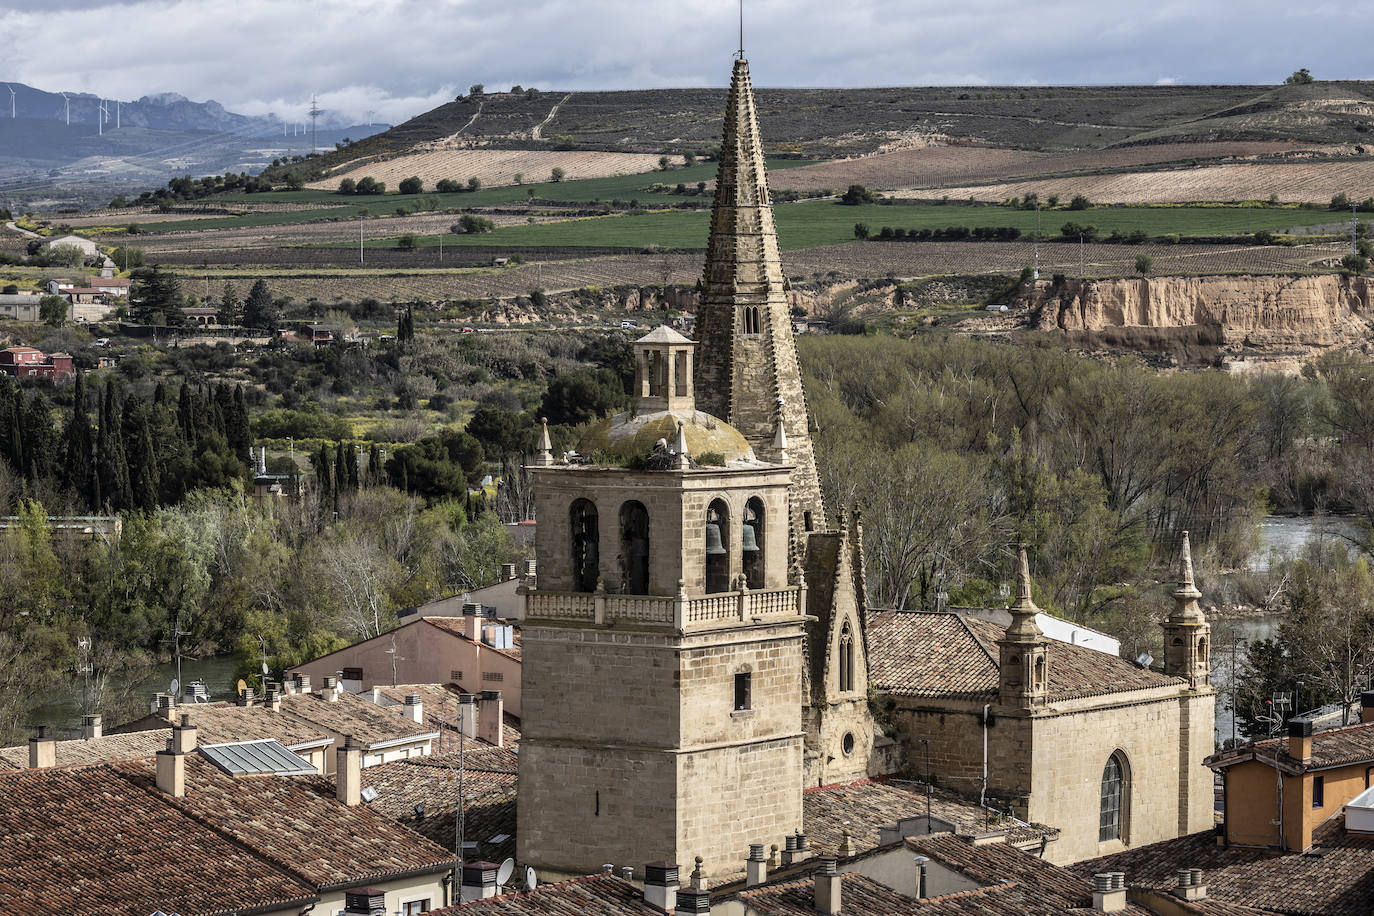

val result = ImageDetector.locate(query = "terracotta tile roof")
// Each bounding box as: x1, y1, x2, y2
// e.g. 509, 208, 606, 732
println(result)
1211, 720, 1374, 772
803, 777, 1057, 853
113, 754, 456, 890
359, 749, 517, 862
279, 690, 439, 749
0, 728, 171, 769
737, 872, 928, 916
427, 873, 643, 915
866, 609, 1178, 703
424, 616, 523, 660
1075, 827, 1374, 916
172, 705, 335, 749
0, 764, 315, 916
375, 683, 522, 749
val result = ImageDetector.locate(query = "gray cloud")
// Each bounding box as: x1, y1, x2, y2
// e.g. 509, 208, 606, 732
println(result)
1, 0, 1370, 125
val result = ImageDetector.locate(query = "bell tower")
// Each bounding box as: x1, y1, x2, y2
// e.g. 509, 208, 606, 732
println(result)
1162, 531, 1211, 689
694, 57, 826, 537
998, 546, 1049, 709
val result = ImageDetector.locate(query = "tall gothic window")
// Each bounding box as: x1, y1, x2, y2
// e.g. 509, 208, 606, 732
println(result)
839, 622, 854, 693
742, 306, 761, 335
570, 499, 599, 593
1099, 752, 1127, 842
619, 500, 650, 595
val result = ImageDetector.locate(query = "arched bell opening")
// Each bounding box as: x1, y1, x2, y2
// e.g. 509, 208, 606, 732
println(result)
619, 500, 650, 595
570, 499, 599, 593
743, 497, 765, 590
705, 499, 730, 594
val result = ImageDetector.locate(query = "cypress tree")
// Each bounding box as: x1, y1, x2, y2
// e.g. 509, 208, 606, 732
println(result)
22, 394, 54, 481
228, 385, 251, 461
63, 372, 97, 509
97, 381, 130, 510
124, 400, 159, 511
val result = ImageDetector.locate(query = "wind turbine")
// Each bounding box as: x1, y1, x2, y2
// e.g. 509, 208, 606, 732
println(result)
115, 99, 120, 129
6, 85, 14, 119
97, 99, 108, 135
60, 92, 70, 125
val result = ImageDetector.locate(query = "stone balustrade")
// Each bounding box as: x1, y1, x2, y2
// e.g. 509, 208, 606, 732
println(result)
525, 586, 802, 631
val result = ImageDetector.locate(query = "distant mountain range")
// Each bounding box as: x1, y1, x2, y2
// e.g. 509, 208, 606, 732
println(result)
0, 81, 388, 206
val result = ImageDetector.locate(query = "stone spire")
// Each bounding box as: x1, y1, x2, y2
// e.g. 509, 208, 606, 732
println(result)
998, 544, 1048, 708
1163, 530, 1211, 687
1005, 544, 1043, 640
694, 57, 826, 535
534, 417, 553, 467
1170, 530, 1205, 623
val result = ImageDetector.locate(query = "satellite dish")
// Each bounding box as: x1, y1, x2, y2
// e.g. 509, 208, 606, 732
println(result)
261, 661, 269, 675
525, 867, 537, 890
236, 678, 248, 696
169, 678, 180, 696
496, 858, 515, 886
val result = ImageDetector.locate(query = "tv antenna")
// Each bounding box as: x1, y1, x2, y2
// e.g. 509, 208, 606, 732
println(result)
60, 91, 70, 125
77, 637, 93, 716
308, 94, 323, 153
6, 85, 14, 119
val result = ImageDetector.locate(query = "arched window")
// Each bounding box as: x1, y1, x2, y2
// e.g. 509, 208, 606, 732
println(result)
743, 497, 765, 589
705, 499, 730, 593
743, 306, 761, 335
1100, 752, 1127, 842
570, 499, 599, 593
674, 350, 689, 398
839, 622, 854, 693
619, 500, 650, 595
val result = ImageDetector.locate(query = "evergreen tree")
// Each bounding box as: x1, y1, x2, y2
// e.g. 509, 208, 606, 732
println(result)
97, 380, 131, 510
217, 280, 242, 325
243, 280, 277, 331
227, 386, 251, 462
124, 400, 159, 511
0, 382, 21, 474
62, 373, 97, 508
129, 266, 185, 326
22, 394, 54, 481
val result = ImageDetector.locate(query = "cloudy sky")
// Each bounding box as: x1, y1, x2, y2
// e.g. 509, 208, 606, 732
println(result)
2, 0, 1370, 125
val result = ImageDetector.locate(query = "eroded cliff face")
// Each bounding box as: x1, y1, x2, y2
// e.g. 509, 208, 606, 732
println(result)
1023, 275, 1374, 350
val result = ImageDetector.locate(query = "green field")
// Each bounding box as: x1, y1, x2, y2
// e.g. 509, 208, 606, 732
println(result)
348, 200, 1349, 253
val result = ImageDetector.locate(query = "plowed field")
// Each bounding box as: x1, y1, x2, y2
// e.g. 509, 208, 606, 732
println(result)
907, 159, 1374, 204
306, 150, 679, 191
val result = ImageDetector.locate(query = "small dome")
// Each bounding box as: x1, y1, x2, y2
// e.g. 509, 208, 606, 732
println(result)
578, 408, 754, 463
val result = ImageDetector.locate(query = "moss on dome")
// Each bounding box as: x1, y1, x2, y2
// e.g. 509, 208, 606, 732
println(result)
578, 409, 754, 464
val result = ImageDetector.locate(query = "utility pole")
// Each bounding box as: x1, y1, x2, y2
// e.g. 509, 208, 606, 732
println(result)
1033, 203, 1040, 280
1353, 201, 1359, 256
309, 95, 322, 154
359, 218, 364, 265
1079, 233, 1085, 277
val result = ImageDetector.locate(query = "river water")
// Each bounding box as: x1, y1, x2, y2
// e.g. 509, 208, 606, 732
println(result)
33, 654, 240, 737
1212, 515, 1366, 743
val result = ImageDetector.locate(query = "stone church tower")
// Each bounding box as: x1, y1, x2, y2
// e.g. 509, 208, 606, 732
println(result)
517, 328, 806, 881
1162, 531, 1211, 690
692, 56, 879, 788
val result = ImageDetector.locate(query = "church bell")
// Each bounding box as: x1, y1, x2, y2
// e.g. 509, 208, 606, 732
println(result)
705, 523, 727, 555
741, 524, 760, 552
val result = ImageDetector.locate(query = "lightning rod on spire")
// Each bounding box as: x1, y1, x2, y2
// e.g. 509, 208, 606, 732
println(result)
738, 0, 745, 60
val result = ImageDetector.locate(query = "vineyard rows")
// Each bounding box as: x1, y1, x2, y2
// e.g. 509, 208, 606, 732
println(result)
306, 150, 679, 191
769, 141, 1310, 193
168, 242, 1346, 306
918, 160, 1374, 204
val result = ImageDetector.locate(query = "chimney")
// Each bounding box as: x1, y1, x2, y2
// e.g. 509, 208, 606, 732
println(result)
676, 886, 712, 915
156, 692, 177, 721
1092, 872, 1127, 913
913, 856, 929, 899
501, 562, 518, 580
28, 725, 56, 769
745, 843, 767, 887
621, 866, 634, 881
643, 862, 679, 913
336, 735, 362, 806
172, 713, 197, 754
781, 833, 799, 866
458, 693, 478, 739
1173, 867, 1207, 901
478, 690, 504, 747
1287, 718, 1313, 764
156, 743, 186, 797
404, 693, 424, 724
81, 714, 102, 739
321, 675, 339, 702
343, 888, 386, 916
264, 684, 282, 712
462, 603, 482, 639
460, 861, 500, 902
291, 673, 310, 695
813, 857, 841, 916
1362, 690, 1374, 724
237, 686, 255, 707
